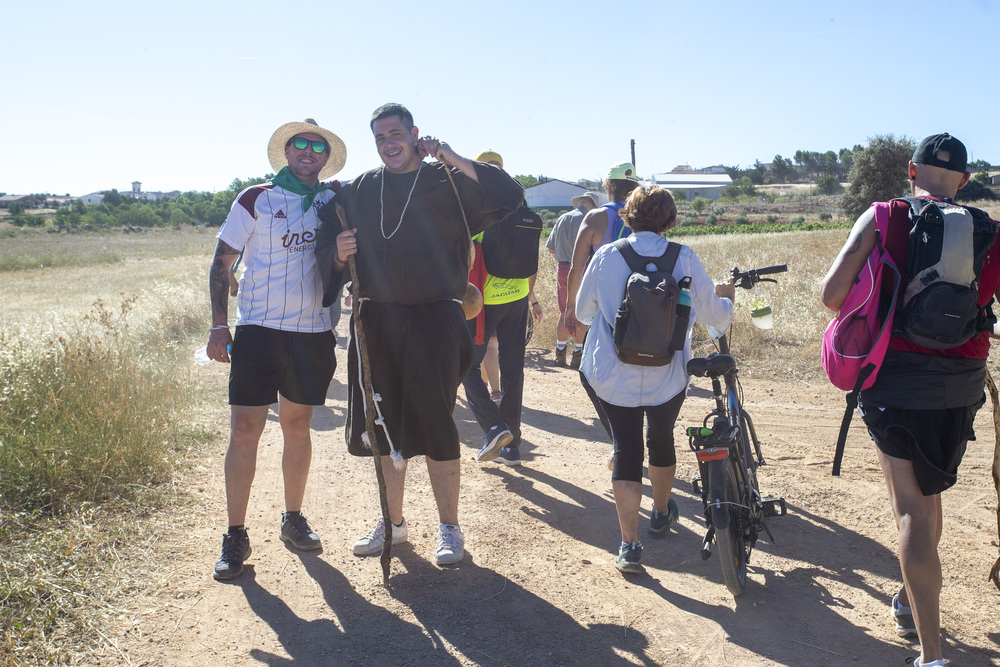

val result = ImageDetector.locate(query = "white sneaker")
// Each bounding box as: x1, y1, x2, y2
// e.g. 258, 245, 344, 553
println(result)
435, 523, 465, 565
352, 516, 408, 556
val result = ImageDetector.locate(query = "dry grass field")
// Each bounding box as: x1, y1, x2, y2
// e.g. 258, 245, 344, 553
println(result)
3, 218, 1000, 665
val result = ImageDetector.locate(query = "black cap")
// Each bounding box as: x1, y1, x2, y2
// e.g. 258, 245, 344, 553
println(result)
912, 133, 968, 173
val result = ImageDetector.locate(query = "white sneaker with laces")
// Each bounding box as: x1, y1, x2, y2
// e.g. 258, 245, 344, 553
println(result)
435, 523, 465, 565
352, 516, 408, 556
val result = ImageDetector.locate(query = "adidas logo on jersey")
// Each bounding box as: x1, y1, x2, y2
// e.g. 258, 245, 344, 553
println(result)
274, 209, 287, 219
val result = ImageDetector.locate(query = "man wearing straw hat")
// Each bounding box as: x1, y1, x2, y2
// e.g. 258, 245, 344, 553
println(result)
315, 103, 522, 566
207, 118, 346, 581
546, 190, 599, 366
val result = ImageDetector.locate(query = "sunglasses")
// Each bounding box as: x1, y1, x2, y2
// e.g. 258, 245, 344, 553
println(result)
289, 137, 327, 154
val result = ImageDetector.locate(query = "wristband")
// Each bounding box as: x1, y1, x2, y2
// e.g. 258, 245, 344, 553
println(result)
211, 324, 230, 331
531, 302, 540, 306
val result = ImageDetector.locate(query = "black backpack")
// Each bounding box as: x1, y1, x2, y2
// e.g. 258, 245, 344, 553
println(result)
892, 197, 997, 349
611, 238, 691, 366
481, 203, 543, 279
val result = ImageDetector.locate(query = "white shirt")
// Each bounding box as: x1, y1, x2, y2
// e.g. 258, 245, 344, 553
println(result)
217, 183, 335, 332
576, 231, 733, 407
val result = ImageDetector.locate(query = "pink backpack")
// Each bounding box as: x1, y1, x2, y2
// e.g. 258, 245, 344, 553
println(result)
822, 202, 901, 475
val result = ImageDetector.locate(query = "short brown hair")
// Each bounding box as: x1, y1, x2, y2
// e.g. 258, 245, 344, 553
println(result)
621, 185, 677, 234
606, 178, 640, 203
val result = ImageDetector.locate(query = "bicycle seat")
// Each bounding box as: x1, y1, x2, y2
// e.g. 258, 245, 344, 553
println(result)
687, 353, 736, 378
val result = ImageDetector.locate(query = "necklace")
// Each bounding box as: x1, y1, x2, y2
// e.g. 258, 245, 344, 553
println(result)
380, 163, 423, 240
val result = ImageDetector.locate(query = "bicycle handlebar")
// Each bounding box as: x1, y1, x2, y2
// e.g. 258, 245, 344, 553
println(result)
731, 264, 788, 290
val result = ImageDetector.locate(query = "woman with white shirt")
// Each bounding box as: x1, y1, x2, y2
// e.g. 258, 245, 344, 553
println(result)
576, 185, 736, 574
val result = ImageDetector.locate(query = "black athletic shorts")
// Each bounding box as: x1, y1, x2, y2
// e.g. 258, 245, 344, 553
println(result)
859, 396, 983, 496
346, 300, 473, 461
229, 325, 336, 406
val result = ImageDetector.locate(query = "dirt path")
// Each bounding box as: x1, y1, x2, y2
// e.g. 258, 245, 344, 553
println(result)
111, 337, 1000, 666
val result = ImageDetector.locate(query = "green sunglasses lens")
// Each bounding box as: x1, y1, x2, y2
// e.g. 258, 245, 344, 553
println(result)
310, 141, 326, 154
293, 137, 309, 150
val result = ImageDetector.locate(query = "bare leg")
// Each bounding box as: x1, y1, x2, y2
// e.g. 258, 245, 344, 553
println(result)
225, 405, 269, 526
277, 396, 314, 513
426, 457, 460, 526
649, 464, 676, 513
877, 449, 943, 663
482, 335, 500, 395
379, 455, 407, 525
613, 480, 642, 544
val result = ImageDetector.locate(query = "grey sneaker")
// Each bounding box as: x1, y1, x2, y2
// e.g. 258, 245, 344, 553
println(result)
280, 512, 321, 551
213, 530, 252, 581
436, 524, 465, 565
478, 424, 513, 462
893, 592, 918, 638
615, 541, 643, 574
649, 498, 679, 537
353, 516, 408, 556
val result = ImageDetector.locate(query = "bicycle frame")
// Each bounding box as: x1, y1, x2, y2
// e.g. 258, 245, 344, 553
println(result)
686, 263, 787, 597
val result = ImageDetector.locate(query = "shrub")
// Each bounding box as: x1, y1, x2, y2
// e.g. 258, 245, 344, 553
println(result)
681, 215, 696, 227
766, 214, 778, 224
691, 197, 710, 215
734, 213, 749, 225
791, 215, 806, 224
819, 212, 833, 221
706, 213, 718, 225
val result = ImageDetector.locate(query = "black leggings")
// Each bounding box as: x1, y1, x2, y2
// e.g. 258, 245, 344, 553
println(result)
599, 392, 685, 483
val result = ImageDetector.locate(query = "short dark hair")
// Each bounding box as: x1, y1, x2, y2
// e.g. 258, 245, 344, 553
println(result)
370, 103, 414, 131
621, 185, 677, 234
606, 178, 640, 203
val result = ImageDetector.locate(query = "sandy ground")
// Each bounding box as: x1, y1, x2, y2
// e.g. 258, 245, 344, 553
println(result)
108, 335, 1000, 667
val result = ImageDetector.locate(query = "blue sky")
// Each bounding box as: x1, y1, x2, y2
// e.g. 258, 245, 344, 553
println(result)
2, 0, 998, 196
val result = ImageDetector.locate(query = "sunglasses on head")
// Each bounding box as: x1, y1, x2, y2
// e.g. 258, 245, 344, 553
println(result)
288, 136, 327, 154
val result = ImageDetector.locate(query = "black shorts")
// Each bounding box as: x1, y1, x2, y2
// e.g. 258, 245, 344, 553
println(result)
229, 325, 336, 406
346, 300, 473, 461
859, 397, 983, 496
599, 392, 686, 483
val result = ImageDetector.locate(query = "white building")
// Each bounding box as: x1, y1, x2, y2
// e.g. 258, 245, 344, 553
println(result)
651, 172, 733, 202
524, 179, 607, 209
79, 193, 105, 206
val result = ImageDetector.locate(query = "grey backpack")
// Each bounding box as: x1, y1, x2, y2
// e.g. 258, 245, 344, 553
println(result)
611, 239, 691, 366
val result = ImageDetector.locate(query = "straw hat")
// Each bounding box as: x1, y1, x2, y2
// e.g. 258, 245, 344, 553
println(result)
267, 118, 347, 180
572, 191, 600, 208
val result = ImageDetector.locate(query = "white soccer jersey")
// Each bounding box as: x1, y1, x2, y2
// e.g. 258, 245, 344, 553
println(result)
217, 183, 339, 332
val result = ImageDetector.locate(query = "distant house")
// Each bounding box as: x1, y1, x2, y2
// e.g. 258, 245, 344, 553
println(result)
127, 181, 179, 202
79, 193, 105, 206
45, 196, 77, 208
524, 179, 608, 209
0, 195, 42, 209
651, 172, 733, 202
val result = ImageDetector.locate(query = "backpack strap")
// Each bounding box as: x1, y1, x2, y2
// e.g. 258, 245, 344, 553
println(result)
612, 238, 681, 275
832, 202, 892, 477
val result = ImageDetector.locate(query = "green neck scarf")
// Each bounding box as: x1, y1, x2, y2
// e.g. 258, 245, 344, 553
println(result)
271, 167, 333, 212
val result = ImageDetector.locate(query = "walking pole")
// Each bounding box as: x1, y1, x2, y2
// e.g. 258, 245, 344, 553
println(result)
985, 368, 1000, 591
336, 202, 393, 587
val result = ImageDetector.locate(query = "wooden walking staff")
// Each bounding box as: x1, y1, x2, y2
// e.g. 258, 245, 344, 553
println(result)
335, 202, 393, 587
985, 369, 1000, 591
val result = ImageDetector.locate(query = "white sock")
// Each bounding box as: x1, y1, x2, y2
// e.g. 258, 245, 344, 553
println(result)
556, 341, 567, 349
575, 343, 585, 352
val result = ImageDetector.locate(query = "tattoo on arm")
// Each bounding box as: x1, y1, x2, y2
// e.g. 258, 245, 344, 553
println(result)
210, 241, 240, 321
842, 234, 863, 258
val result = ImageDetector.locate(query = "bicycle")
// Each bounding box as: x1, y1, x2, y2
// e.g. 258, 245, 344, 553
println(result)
685, 263, 788, 597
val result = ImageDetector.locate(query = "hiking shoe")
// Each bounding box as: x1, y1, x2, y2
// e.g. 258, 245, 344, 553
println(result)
649, 498, 679, 537
213, 530, 252, 581
554, 347, 567, 367
280, 512, 321, 551
893, 592, 918, 638
353, 516, 408, 556
478, 424, 513, 462
436, 524, 465, 565
615, 541, 643, 574
570, 349, 583, 369
497, 445, 521, 466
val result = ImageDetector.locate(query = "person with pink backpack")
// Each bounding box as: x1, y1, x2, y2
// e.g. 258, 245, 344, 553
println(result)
821, 133, 1000, 667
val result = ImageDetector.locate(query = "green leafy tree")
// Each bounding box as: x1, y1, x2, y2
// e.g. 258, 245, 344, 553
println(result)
8, 201, 26, 215
955, 178, 998, 202
514, 175, 549, 189
101, 189, 122, 206
840, 134, 915, 221
814, 174, 843, 195
974, 170, 991, 185
671, 189, 688, 203
768, 155, 797, 183
721, 177, 758, 200
690, 197, 709, 215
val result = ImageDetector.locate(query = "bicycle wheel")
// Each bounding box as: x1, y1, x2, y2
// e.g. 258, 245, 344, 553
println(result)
713, 459, 749, 597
